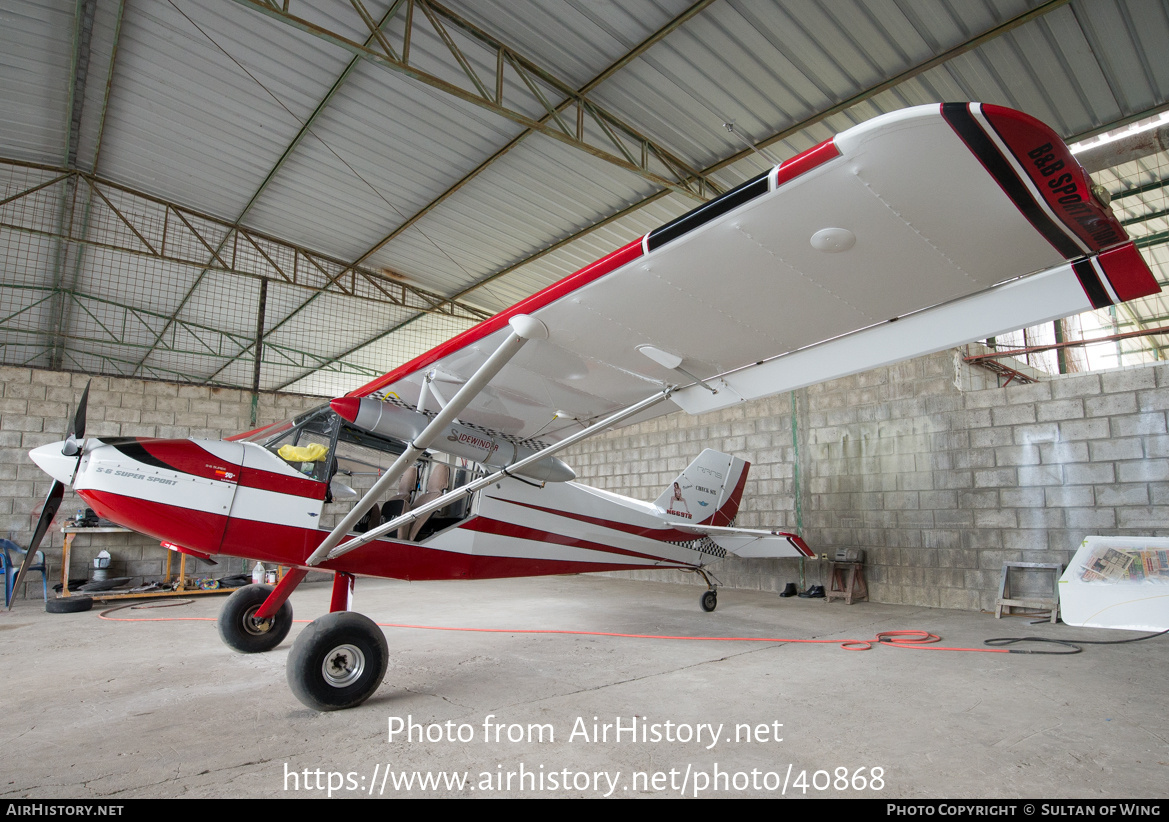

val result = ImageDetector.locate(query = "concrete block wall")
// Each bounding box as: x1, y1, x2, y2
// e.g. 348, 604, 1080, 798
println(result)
6, 354, 1168, 613
561, 351, 1169, 612
1, 366, 325, 594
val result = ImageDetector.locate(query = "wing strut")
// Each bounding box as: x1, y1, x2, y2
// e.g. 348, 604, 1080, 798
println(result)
418, 370, 454, 418
305, 315, 548, 567
316, 386, 675, 563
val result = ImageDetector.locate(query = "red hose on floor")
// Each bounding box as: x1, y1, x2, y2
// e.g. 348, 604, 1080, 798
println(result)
98, 602, 1011, 653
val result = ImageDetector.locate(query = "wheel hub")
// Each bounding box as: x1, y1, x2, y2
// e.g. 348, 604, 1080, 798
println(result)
242, 606, 273, 635
322, 644, 365, 687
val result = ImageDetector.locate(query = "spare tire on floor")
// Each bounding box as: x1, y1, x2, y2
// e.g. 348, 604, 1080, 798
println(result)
46, 596, 93, 614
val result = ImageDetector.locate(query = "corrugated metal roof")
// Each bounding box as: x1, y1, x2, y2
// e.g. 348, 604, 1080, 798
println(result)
3, 0, 1169, 394
0, 0, 74, 164
95, 2, 344, 216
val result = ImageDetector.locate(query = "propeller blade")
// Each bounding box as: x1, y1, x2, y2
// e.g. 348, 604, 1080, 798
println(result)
8, 481, 63, 610
62, 381, 90, 457
68, 381, 89, 441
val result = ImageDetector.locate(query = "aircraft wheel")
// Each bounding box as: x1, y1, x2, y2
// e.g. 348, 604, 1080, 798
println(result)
287, 611, 388, 711
217, 584, 292, 653
700, 590, 717, 612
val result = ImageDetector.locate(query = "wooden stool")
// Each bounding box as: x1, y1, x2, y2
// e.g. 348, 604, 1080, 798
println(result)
995, 562, 1062, 623
826, 562, 867, 604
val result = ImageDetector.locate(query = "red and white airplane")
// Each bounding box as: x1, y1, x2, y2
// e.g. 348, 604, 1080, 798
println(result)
22, 103, 1161, 710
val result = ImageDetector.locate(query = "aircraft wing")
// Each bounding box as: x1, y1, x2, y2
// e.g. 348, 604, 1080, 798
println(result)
348, 103, 1160, 447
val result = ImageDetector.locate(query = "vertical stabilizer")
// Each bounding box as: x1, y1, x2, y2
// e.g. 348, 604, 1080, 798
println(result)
653, 449, 749, 526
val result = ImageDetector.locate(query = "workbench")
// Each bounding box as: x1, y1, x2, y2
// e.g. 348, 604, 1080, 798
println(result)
59, 526, 244, 600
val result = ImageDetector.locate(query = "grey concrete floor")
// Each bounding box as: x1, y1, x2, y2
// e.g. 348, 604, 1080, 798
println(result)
1, 574, 1165, 799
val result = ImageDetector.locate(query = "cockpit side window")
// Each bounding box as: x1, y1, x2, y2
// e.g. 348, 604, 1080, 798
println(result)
255, 405, 338, 483
250, 404, 493, 540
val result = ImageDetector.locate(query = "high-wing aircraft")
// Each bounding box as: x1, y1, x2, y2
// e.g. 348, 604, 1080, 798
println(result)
22, 103, 1162, 711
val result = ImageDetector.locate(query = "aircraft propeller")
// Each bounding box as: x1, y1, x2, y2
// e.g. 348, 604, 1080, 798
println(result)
7, 381, 89, 610
62, 381, 89, 457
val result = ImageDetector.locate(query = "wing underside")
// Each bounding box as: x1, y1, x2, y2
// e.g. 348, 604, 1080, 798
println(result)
349, 103, 1160, 446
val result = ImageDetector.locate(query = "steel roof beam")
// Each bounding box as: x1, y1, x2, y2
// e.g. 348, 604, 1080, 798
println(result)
234, 0, 718, 202
1122, 208, 1169, 227
346, 0, 719, 271
4, 284, 258, 359
126, 3, 406, 380
1113, 178, 1169, 201
0, 161, 489, 319
264, 0, 720, 393
236, 0, 722, 393
89, 0, 125, 174
0, 284, 382, 385
46, 0, 100, 370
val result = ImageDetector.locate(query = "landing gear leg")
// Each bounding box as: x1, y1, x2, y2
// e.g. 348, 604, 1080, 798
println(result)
330, 571, 355, 612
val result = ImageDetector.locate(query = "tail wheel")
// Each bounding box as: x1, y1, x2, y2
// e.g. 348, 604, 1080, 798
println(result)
700, 590, 717, 612
287, 611, 388, 711
217, 584, 292, 653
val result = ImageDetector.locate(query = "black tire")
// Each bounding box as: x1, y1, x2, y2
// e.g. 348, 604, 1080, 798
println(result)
217, 584, 292, 653
287, 611, 388, 711
700, 590, 717, 612
46, 596, 93, 613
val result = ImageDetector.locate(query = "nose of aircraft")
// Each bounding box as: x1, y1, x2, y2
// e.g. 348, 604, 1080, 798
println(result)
29, 441, 80, 485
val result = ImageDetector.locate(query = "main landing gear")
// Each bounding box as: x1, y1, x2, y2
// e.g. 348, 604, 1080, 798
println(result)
287, 611, 389, 711
215, 571, 388, 711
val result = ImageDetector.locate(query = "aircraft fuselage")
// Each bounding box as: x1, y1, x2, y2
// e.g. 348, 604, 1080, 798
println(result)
33, 436, 722, 581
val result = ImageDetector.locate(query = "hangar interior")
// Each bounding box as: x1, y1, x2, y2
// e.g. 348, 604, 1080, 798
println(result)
4, 0, 1169, 609
6, 0, 1169, 801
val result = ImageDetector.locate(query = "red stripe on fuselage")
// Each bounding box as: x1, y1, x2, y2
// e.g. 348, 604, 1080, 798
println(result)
125, 438, 236, 483
236, 464, 325, 499
79, 489, 230, 556
118, 437, 323, 499
460, 517, 694, 565
489, 497, 706, 542
320, 515, 692, 579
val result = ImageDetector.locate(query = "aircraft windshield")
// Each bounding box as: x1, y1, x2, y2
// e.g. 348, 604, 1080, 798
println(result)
241, 404, 409, 476
234, 405, 327, 445
248, 405, 338, 482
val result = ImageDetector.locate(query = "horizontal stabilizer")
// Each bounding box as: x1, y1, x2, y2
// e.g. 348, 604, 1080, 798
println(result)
673, 525, 815, 559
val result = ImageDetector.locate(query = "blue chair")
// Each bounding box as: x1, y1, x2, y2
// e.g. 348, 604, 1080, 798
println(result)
0, 538, 48, 607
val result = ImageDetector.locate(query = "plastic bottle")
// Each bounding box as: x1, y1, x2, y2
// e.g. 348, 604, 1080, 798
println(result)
252, 561, 265, 585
